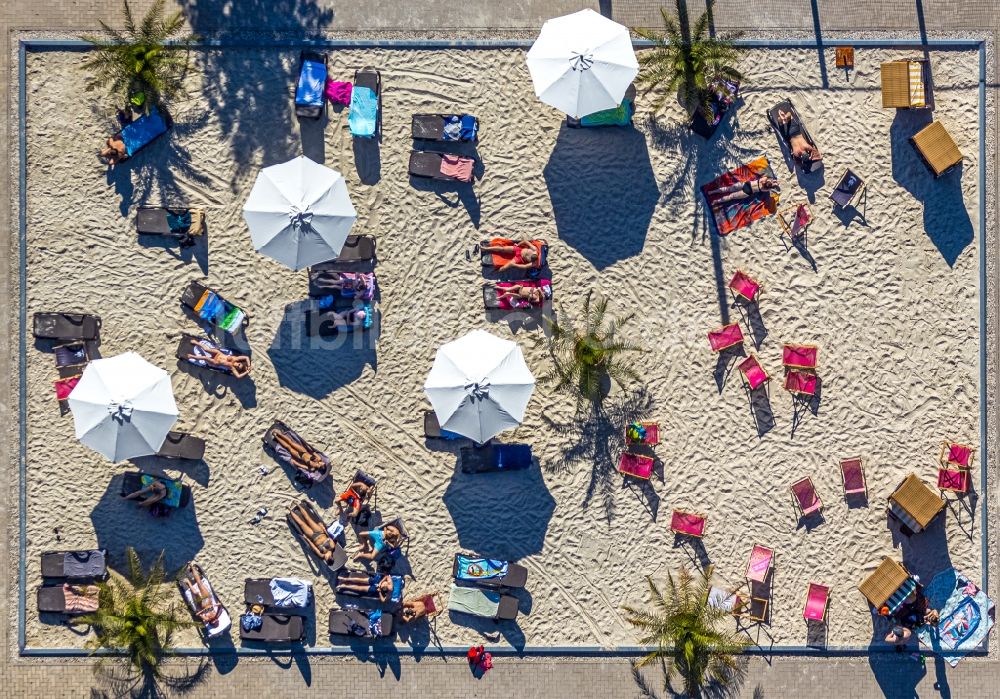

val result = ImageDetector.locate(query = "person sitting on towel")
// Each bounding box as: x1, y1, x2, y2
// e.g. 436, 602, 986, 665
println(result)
336, 571, 401, 603
775, 107, 822, 164
186, 338, 251, 379
287, 506, 340, 564
99, 135, 128, 169
123, 479, 168, 507
704, 175, 780, 211
498, 284, 546, 306
336, 480, 373, 519
183, 564, 221, 624
354, 524, 403, 562
273, 429, 325, 472
479, 239, 540, 272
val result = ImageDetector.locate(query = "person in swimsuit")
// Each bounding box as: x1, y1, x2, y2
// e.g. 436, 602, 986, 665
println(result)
776, 107, 822, 164
336, 480, 372, 519
497, 284, 545, 306
705, 175, 780, 210
336, 572, 402, 603
273, 429, 326, 472
322, 273, 369, 293
288, 505, 340, 564
183, 565, 220, 624
327, 308, 367, 329
354, 524, 403, 562
186, 338, 251, 379
479, 240, 540, 272
123, 479, 168, 507
401, 596, 435, 622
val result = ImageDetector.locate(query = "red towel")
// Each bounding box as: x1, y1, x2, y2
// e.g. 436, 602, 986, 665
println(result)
440, 155, 473, 182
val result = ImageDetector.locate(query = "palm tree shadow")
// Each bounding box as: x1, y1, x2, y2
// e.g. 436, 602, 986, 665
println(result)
90, 658, 212, 699
630, 654, 750, 699
542, 386, 655, 520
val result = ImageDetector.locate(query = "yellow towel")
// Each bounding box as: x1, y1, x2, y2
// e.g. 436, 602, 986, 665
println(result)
908, 61, 925, 107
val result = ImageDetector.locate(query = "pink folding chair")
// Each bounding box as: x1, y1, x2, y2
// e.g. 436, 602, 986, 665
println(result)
839, 457, 867, 498
784, 370, 817, 397
790, 477, 822, 516
738, 354, 769, 391
670, 510, 707, 538
745, 544, 774, 584
617, 452, 654, 480
937, 467, 969, 494
940, 442, 975, 469
708, 323, 744, 353
803, 583, 830, 623
782, 343, 819, 370
728, 270, 762, 304
779, 203, 813, 241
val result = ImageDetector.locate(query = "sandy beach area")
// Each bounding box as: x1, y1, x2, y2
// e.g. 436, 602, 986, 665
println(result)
20, 45, 982, 650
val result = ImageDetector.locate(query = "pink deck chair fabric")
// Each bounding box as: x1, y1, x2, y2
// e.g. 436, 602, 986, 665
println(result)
791, 478, 822, 516
55, 376, 80, 401
840, 458, 866, 496
782, 344, 818, 369
937, 467, 969, 493
738, 355, 768, 390
670, 510, 706, 537
708, 323, 744, 352
745, 544, 774, 583
729, 270, 761, 302
618, 453, 654, 480
789, 204, 812, 237
784, 370, 817, 396
803, 583, 829, 622
943, 443, 973, 468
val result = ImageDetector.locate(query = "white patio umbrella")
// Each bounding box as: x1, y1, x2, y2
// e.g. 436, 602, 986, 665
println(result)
67, 352, 178, 462
526, 8, 639, 119
242, 155, 357, 271
423, 330, 536, 444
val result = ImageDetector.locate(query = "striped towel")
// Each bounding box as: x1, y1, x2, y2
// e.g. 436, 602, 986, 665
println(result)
890, 500, 922, 533
886, 577, 918, 614
908, 62, 925, 107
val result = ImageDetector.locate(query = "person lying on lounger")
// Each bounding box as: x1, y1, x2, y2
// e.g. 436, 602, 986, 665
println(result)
336, 480, 373, 519
99, 135, 127, 168
186, 338, 252, 379
273, 430, 326, 472
183, 564, 221, 624
775, 107, 822, 164
288, 506, 340, 564
326, 308, 368, 330
322, 273, 370, 293
123, 479, 168, 507
704, 176, 780, 211
401, 596, 433, 622
480, 240, 539, 271
336, 571, 400, 603
498, 284, 546, 306
354, 524, 403, 562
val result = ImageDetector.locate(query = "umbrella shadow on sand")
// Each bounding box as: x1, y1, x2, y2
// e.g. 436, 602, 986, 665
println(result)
543, 124, 659, 270
89, 472, 205, 576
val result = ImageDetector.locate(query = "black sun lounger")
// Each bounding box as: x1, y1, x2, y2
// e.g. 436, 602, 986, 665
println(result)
295, 51, 328, 119
240, 612, 306, 643
329, 235, 376, 264
411, 113, 479, 142
40, 549, 108, 581
37, 584, 99, 615
287, 500, 348, 570
305, 305, 374, 336
423, 410, 466, 441
180, 280, 250, 332
329, 608, 395, 638
120, 471, 191, 508
32, 312, 101, 341
175, 333, 248, 377
136, 206, 205, 245
452, 554, 528, 589
155, 431, 206, 460
408, 150, 475, 183
263, 420, 332, 485
178, 562, 232, 639
460, 444, 533, 474
767, 99, 822, 173
447, 584, 519, 621
244, 578, 313, 610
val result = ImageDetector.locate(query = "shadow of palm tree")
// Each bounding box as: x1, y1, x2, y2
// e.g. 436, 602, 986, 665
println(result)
630, 653, 750, 699
542, 386, 655, 520
90, 657, 212, 699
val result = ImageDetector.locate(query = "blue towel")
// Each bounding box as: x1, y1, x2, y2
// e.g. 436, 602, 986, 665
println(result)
167, 211, 191, 232
456, 555, 508, 581
460, 115, 478, 141
349, 87, 378, 137
121, 109, 168, 156
295, 59, 327, 108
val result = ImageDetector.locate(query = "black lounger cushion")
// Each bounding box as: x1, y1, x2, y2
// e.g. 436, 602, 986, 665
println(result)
244, 578, 275, 607
155, 431, 206, 460
32, 313, 102, 341
331, 235, 376, 263
497, 594, 519, 620
240, 612, 305, 642
180, 280, 208, 310
354, 68, 380, 94
329, 608, 394, 637
37, 585, 67, 613
41, 549, 108, 580
411, 114, 445, 140
409, 150, 443, 178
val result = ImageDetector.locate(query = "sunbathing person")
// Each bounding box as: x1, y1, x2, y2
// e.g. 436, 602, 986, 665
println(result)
705, 176, 779, 210
273, 430, 326, 472
498, 284, 545, 306
336, 480, 372, 519
326, 308, 368, 330
288, 506, 340, 564
336, 571, 401, 603
775, 107, 821, 164
354, 524, 403, 562
323, 273, 370, 293
401, 596, 433, 623
183, 565, 220, 624
123, 479, 168, 507
186, 338, 251, 379
480, 240, 539, 271
99, 135, 127, 168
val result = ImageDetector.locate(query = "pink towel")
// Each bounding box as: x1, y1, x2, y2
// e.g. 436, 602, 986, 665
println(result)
325, 80, 352, 105
440, 155, 473, 182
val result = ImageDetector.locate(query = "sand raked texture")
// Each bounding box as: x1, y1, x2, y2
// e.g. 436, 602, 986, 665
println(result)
22, 46, 981, 649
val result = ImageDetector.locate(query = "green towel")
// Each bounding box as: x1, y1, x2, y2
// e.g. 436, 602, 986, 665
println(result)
448, 584, 500, 617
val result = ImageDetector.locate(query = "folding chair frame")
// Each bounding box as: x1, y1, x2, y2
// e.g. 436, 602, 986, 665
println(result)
829, 168, 867, 209
733, 594, 769, 623
738, 353, 769, 392
669, 509, 707, 538
937, 467, 970, 495
802, 583, 830, 623
783, 370, 818, 398
777, 203, 814, 246
790, 477, 822, 516
708, 323, 744, 353
782, 343, 820, 371
728, 269, 762, 304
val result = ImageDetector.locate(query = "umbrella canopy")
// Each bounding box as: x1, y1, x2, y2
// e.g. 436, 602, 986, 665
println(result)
526, 8, 638, 119
68, 352, 178, 462
242, 156, 357, 271
424, 330, 535, 443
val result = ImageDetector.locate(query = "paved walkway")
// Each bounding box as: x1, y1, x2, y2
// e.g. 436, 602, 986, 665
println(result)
2, 1, 999, 697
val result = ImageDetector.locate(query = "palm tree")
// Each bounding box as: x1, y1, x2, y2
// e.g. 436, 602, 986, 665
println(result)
633, 2, 743, 119
623, 566, 749, 697
77, 547, 193, 679
541, 290, 644, 403
82, 0, 195, 112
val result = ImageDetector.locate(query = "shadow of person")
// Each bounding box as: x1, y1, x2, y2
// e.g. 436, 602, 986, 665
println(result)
543, 124, 659, 269
868, 652, 927, 698
890, 110, 973, 267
